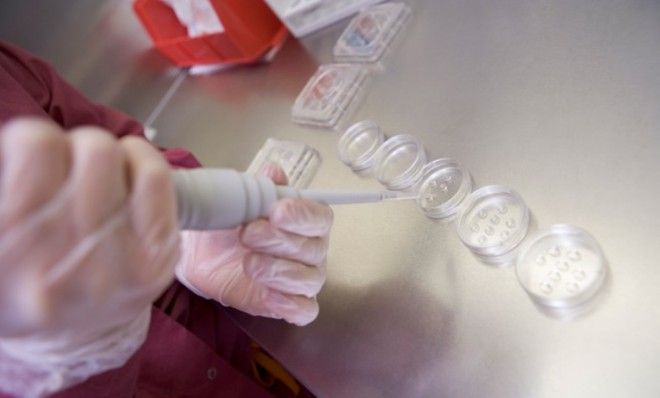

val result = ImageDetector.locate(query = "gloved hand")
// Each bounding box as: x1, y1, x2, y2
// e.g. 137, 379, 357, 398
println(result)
0, 118, 180, 397
176, 165, 333, 326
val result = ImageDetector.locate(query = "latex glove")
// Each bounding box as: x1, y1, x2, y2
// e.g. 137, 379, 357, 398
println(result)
0, 118, 179, 397
176, 165, 333, 326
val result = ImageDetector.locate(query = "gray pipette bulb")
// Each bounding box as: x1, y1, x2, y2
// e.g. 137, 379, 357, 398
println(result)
173, 169, 278, 230
173, 168, 415, 230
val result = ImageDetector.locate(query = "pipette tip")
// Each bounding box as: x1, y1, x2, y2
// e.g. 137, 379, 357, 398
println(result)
380, 191, 419, 201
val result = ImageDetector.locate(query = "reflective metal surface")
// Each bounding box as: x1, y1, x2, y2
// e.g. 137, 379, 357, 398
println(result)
3, 0, 660, 396
0, 0, 182, 124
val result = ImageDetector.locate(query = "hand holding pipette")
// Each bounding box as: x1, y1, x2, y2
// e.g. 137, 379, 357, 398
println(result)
173, 169, 417, 230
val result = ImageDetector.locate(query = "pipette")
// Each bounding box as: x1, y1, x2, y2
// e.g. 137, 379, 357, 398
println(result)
173, 169, 418, 230
274, 186, 418, 205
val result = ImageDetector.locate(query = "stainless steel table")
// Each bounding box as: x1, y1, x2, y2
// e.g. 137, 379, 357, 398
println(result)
2, 1, 660, 397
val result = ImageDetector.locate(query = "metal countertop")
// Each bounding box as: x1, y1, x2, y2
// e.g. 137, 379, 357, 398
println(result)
2, 1, 660, 397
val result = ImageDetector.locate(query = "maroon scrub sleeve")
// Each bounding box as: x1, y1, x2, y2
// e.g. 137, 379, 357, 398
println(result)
0, 40, 197, 398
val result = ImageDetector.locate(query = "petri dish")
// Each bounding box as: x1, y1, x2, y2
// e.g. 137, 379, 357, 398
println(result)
247, 138, 321, 189
417, 158, 473, 220
338, 120, 385, 171
373, 134, 427, 191
516, 224, 606, 309
292, 64, 370, 129
456, 185, 530, 265
303, 68, 342, 111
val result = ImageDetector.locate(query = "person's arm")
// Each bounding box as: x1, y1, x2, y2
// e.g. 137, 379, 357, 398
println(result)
0, 40, 333, 398
1, 41, 332, 326
0, 41, 193, 398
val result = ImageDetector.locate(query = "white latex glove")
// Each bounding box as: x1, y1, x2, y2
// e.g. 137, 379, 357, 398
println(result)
176, 165, 333, 326
0, 118, 180, 397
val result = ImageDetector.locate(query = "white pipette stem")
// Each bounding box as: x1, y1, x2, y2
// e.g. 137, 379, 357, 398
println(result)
276, 186, 418, 205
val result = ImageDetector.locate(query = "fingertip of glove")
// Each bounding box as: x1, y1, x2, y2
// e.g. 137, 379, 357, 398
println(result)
292, 306, 319, 327
261, 163, 288, 185
267, 292, 319, 326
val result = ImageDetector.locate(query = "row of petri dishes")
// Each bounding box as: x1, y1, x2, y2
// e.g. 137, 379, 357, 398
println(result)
289, 2, 608, 317
338, 120, 608, 315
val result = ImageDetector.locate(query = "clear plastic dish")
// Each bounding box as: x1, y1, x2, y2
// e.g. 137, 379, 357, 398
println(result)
334, 2, 411, 63
246, 138, 321, 189
516, 224, 607, 309
292, 64, 370, 129
373, 134, 427, 191
338, 120, 385, 172
417, 159, 473, 220
456, 185, 530, 265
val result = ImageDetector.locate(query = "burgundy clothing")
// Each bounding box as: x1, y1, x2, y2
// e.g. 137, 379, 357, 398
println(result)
0, 41, 298, 398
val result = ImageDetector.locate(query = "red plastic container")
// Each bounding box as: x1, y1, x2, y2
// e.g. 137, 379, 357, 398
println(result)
133, 0, 288, 67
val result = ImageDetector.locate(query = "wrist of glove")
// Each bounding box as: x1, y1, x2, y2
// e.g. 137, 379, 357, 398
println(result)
0, 308, 151, 398
176, 195, 333, 326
